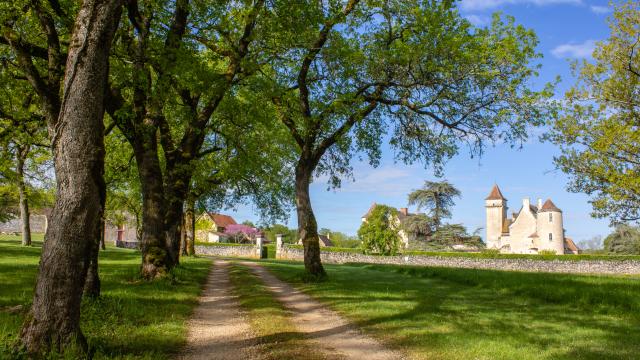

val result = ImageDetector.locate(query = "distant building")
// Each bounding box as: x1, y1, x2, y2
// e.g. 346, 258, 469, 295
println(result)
485, 184, 580, 254
297, 233, 334, 247
196, 212, 238, 242
361, 203, 413, 248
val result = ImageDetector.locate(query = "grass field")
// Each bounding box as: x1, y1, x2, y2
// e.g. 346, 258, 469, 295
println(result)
0, 235, 211, 359
262, 260, 640, 360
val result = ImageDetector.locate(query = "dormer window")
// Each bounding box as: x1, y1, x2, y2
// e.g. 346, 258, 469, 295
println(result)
548, 233, 553, 241
549, 213, 553, 222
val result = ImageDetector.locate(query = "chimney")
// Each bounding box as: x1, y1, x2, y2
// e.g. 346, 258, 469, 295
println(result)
399, 207, 408, 216
522, 198, 530, 209
537, 198, 542, 209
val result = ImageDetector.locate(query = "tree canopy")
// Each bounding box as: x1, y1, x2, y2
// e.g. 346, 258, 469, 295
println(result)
545, 1, 640, 224
407, 180, 461, 229
358, 204, 402, 255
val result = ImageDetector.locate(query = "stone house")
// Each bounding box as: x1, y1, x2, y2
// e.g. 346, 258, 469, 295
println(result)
485, 184, 580, 254
361, 203, 412, 248
296, 233, 334, 247
196, 212, 237, 242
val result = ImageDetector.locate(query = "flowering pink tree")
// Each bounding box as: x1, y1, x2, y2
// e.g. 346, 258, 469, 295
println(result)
224, 224, 262, 243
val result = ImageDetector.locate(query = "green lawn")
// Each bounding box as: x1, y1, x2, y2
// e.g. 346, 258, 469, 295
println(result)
261, 261, 640, 360
0, 235, 211, 359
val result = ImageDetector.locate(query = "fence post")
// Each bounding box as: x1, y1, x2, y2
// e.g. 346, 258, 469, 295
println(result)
276, 234, 283, 259
256, 236, 264, 258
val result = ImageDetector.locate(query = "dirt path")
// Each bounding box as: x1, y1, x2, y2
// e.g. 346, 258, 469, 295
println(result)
241, 261, 405, 360
178, 260, 256, 360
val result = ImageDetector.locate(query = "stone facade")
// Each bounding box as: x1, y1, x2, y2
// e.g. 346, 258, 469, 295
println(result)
276, 244, 640, 275
485, 185, 573, 254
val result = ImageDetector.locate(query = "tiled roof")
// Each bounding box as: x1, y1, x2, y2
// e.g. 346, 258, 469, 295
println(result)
319, 234, 334, 247
564, 237, 580, 253
207, 213, 237, 227
539, 199, 562, 212
502, 219, 511, 234
362, 203, 377, 218
485, 184, 506, 200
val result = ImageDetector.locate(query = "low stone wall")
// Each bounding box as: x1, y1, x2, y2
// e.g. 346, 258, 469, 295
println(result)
195, 244, 260, 258
115, 240, 139, 249
277, 245, 640, 275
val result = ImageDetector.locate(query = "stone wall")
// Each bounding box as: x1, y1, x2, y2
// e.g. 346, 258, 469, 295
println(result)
277, 245, 640, 275
115, 240, 139, 249
195, 244, 261, 258
0, 214, 48, 234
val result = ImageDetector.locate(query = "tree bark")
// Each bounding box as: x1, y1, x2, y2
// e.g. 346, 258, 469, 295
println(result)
16, 146, 31, 246
180, 214, 187, 256
134, 136, 172, 279
295, 161, 326, 278
186, 197, 195, 256
84, 175, 106, 298
163, 160, 193, 265
19, 0, 123, 354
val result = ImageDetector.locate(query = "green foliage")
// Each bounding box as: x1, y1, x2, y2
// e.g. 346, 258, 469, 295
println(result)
604, 224, 640, 255
430, 223, 484, 247
538, 249, 557, 255
263, 224, 298, 244
407, 181, 461, 228
357, 205, 402, 255
263, 261, 640, 360
0, 236, 211, 359
545, 1, 640, 223
318, 228, 360, 248
0, 185, 18, 222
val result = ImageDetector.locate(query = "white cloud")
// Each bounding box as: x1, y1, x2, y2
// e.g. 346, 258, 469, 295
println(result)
464, 14, 491, 26
460, 0, 581, 11
590, 5, 611, 14
551, 40, 596, 59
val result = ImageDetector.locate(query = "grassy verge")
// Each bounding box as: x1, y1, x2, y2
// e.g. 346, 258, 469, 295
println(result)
260, 260, 640, 360
0, 235, 211, 359
227, 263, 326, 360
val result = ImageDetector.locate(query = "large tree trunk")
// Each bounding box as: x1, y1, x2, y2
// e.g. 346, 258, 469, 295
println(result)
84, 177, 106, 298
185, 197, 195, 256
134, 137, 172, 279
16, 146, 31, 246
19, 0, 122, 354
180, 215, 187, 256
163, 163, 192, 265
295, 162, 325, 278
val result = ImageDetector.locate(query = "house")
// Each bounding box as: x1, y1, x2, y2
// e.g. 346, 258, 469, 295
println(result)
485, 184, 580, 255
296, 233, 334, 247
361, 203, 412, 248
196, 212, 237, 242
104, 212, 138, 247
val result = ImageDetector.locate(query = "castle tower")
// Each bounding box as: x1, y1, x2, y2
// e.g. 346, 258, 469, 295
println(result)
485, 184, 507, 249
537, 199, 564, 254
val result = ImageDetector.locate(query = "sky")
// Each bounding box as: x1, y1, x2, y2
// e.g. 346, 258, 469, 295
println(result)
229, 0, 614, 244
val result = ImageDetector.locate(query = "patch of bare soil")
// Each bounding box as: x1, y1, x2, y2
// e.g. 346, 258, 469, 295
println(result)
178, 260, 257, 360
241, 262, 405, 360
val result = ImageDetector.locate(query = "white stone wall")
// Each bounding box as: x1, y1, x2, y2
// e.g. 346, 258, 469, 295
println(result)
485, 199, 506, 249
505, 199, 538, 253
536, 210, 565, 254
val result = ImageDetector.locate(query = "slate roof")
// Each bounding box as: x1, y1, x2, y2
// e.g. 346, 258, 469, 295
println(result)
362, 203, 377, 218
564, 237, 580, 254
319, 234, 334, 247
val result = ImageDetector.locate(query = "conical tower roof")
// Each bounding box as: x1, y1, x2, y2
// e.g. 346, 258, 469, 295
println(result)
485, 184, 506, 201
539, 199, 562, 212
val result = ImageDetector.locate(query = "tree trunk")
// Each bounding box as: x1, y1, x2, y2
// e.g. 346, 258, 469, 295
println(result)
186, 197, 195, 256
16, 147, 31, 246
163, 164, 192, 265
295, 162, 325, 278
19, 0, 122, 354
180, 214, 187, 256
84, 175, 106, 298
99, 218, 106, 250
134, 137, 172, 279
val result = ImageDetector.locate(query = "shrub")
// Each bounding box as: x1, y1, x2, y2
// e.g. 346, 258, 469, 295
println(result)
539, 249, 557, 255
604, 225, 640, 255
358, 205, 402, 255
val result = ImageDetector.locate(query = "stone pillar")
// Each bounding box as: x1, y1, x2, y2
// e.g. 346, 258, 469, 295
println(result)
276, 234, 283, 259
256, 236, 264, 258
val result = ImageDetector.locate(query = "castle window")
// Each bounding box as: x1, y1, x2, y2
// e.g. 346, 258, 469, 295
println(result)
549, 213, 553, 222
548, 233, 553, 241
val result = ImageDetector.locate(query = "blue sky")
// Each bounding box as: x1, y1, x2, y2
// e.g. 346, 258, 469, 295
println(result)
230, 0, 614, 244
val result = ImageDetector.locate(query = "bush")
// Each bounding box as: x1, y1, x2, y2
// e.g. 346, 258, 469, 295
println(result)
604, 225, 640, 255
539, 250, 557, 255
358, 205, 402, 255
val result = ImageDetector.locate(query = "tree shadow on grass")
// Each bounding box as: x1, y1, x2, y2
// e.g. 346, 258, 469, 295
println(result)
264, 262, 640, 360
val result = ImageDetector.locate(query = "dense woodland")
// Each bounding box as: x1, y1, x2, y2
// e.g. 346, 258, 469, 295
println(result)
0, 0, 638, 356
